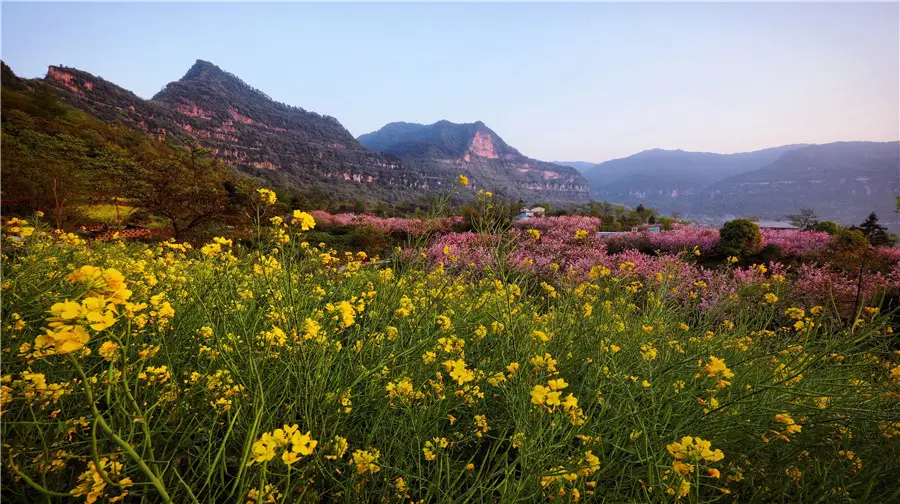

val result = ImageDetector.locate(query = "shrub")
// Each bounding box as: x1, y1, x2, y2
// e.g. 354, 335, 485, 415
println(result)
836, 229, 868, 252
755, 243, 784, 263
814, 220, 841, 235
345, 225, 391, 256
718, 219, 762, 257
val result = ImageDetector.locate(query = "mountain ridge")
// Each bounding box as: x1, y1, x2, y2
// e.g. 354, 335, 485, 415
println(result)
35, 59, 591, 203
696, 141, 900, 225
11, 58, 898, 215
358, 120, 589, 202
578, 144, 813, 212
40, 61, 436, 201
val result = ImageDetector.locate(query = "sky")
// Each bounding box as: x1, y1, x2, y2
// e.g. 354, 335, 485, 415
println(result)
2, 2, 898, 162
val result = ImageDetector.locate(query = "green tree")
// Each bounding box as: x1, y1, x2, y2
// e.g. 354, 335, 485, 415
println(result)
858, 213, 892, 246
813, 220, 840, 235
129, 147, 233, 239
1, 82, 171, 229
835, 228, 868, 252
718, 219, 763, 257
1, 112, 92, 227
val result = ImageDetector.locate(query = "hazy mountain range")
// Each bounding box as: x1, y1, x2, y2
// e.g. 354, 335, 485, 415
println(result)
558, 142, 899, 228
3, 58, 897, 226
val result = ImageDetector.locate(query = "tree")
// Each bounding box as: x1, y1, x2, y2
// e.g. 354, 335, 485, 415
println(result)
1, 82, 173, 229
1, 114, 93, 228
718, 219, 763, 257
858, 213, 892, 246
129, 147, 234, 239
813, 220, 840, 235
786, 208, 818, 230
619, 212, 643, 229
835, 229, 868, 252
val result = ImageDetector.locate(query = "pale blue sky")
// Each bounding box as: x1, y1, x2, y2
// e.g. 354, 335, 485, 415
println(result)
2, 2, 898, 162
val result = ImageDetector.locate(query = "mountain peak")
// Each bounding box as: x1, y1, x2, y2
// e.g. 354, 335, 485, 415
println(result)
357, 119, 589, 201
153, 59, 275, 103
359, 119, 516, 160
179, 59, 225, 81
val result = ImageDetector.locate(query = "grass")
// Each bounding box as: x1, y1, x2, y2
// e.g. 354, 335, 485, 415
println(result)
1, 213, 899, 503
79, 203, 138, 224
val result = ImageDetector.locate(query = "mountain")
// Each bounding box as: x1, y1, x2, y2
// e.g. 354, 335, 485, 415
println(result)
358, 121, 589, 202
697, 141, 900, 227
2, 62, 187, 221
40, 60, 436, 201
553, 161, 596, 173
39, 60, 589, 203
579, 145, 808, 212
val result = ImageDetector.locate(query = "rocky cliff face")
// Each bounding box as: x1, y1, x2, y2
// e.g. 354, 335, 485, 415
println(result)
358, 120, 590, 202
41, 60, 437, 200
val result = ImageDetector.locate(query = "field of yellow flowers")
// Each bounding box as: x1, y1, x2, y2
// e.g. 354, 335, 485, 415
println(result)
2, 204, 900, 503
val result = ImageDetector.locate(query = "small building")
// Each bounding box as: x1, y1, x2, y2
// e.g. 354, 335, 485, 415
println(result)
517, 207, 546, 219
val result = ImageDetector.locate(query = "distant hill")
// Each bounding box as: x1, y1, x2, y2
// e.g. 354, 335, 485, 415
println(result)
579, 145, 808, 212
359, 121, 589, 202
696, 141, 900, 227
553, 161, 596, 173
38, 60, 437, 202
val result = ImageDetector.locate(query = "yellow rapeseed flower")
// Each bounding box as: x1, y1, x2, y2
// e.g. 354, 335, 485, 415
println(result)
352, 448, 381, 474
256, 188, 278, 205
292, 210, 316, 231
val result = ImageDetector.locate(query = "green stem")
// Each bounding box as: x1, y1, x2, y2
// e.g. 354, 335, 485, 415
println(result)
7, 463, 72, 498
68, 355, 173, 503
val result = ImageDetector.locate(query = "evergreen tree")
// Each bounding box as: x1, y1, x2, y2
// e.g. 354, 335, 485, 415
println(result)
858, 213, 891, 246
